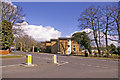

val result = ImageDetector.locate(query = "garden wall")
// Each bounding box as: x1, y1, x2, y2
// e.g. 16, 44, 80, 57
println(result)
0, 49, 9, 55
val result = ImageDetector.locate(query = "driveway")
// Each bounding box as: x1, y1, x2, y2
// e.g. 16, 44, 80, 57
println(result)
2, 51, 119, 78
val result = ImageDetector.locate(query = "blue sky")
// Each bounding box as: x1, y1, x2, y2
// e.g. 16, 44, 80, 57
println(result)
13, 2, 117, 37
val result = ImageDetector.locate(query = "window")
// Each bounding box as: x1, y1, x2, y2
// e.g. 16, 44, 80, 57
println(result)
68, 45, 70, 47
73, 45, 76, 51
68, 40, 69, 42
68, 51, 70, 53
73, 48, 76, 51
73, 45, 75, 47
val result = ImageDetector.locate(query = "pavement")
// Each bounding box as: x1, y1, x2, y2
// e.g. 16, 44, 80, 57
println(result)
2, 51, 119, 78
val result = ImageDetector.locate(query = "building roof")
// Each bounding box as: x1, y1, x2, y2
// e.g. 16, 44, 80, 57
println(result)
58, 37, 71, 40
51, 39, 58, 41
45, 41, 51, 43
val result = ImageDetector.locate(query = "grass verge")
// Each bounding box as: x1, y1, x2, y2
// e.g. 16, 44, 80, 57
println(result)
73, 55, 120, 61
0, 55, 24, 58
0, 53, 26, 59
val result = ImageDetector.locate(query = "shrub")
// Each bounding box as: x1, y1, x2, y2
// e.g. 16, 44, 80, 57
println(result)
89, 54, 93, 57
71, 52, 76, 55
117, 47, 120, 55
110, 54, 119, 58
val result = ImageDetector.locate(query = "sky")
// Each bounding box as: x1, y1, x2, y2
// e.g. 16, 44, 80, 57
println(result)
12, 2, 118, 41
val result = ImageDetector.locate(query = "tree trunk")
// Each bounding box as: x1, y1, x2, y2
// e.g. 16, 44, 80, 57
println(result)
92, 20, 101, 55
32, 45, 34, 53
20, 42, 22, 52
105, 17, 109, 55
98, 20, 101, 47
94, 35, 101, 55
116, 20, 120, 41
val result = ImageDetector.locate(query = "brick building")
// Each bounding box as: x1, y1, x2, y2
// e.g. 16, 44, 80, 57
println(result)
40, 37, 80, 55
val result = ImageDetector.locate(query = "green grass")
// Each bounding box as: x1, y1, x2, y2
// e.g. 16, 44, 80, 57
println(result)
73, 55, 120, 61
0, 55, 24, 58
10, 52, 16, 54
0, 53, 26, 59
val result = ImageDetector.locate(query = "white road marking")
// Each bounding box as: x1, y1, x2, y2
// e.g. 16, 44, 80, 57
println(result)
37, 56, 69, 66
57, 61, 69, 66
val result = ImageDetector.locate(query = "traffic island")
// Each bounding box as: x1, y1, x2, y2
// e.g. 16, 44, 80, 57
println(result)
20, 54, 37, 67
20, 64, 37, 67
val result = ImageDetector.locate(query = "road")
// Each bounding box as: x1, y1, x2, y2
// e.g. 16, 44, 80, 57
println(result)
2, 51, 118, 78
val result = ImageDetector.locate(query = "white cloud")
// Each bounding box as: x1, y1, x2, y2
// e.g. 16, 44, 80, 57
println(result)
13, 22, 61, 42
71, 28, 119, 47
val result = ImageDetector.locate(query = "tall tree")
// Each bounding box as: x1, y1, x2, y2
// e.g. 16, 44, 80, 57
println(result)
15, 35, 35, 52
108, 4, 120, 43
101, 5, 115, 50
78, 5, 101, 54
1, 1, 25, 25
72, 32, 91, 54
0, 1, 25, 51
96, 6, 103, 47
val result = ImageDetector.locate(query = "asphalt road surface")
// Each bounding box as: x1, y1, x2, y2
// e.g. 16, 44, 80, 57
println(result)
2, 51, 119, 78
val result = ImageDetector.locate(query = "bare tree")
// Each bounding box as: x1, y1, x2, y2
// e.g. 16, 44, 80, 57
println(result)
1, 1, 25, 25
60, 42, 67, 54
109, 4, 120, 42
15, 34, 36, 52
101, 5, 116, 54
96, 6, 103, 47
78, 5, 101, 54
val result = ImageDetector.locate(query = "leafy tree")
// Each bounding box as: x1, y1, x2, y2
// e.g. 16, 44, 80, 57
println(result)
0, 1, 25, 51
109, 44, 117, 54
117, 47, 120, 55
1, 20, 14, 50
72, 32, 91, 54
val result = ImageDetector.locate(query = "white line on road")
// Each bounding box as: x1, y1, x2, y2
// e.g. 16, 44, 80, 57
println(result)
37, 56, 69, 66
57, 61, 69, 66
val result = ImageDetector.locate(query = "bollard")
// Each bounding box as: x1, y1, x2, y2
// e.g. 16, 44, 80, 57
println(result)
26, 54, 32, 65
54, 55, 57, 64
